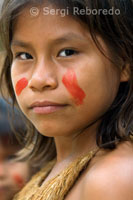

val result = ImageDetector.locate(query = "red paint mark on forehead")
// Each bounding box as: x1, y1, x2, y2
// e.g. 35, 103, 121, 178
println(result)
62, 69, 86, 105
15, 78, 28, 96
13, 174, 25, 188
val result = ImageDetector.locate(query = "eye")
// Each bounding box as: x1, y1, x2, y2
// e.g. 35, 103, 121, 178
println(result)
58, 49, 79, 57
15, 52, 33, 60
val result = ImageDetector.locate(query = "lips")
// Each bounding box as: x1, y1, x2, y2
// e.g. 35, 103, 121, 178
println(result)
29, 101, 67, 114
29, 101, 65, 108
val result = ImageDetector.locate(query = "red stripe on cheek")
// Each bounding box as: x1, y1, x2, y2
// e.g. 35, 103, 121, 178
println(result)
13, 174, 25, 188
62, 69, 86, 105
15, 78, 28, 96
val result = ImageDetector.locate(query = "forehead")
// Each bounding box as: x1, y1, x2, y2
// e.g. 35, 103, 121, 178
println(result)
12, 5, 90, 42
11, 4, 110, 59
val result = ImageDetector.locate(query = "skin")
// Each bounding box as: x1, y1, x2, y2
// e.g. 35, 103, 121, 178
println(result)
62, 69, 86, 105
65, 141, 133, 200
0, 142, 30, 200
15, 78, 28, 96
10, 5, 132, 199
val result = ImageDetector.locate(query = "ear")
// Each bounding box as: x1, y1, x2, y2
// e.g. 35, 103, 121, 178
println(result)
120, 64, 130, 82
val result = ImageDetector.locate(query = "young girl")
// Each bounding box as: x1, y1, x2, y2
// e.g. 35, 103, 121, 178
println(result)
0, 0, 133, 199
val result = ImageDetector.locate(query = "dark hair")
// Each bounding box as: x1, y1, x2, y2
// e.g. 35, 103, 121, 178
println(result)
0, 0, 133, 165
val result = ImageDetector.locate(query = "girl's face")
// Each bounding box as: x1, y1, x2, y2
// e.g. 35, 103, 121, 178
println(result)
0, 143, 30, 200
11, 6, 122, 137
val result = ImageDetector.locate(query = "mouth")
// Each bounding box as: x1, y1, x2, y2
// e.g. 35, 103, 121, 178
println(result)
29, 101, 68, 114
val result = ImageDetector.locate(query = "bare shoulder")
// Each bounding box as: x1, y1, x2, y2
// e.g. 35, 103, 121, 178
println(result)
82, 141, 133, 200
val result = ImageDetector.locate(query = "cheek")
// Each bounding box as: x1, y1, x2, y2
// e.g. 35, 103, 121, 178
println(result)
15, 78, 28, 96
62, 69, 86, 105
12, 173, 25, 188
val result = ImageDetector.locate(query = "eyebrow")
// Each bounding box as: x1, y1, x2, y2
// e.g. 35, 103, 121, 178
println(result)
11, 40, 33, 49
53, 33, 87, 44
11, 32, 87, 48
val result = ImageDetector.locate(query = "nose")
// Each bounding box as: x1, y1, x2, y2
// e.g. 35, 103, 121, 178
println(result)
28, 58, 58, 91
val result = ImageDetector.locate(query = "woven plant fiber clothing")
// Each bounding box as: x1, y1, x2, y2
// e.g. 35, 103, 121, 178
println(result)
13, 148, 98, 200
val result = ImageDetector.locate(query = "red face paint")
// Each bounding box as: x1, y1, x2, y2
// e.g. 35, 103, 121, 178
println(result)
15, 78, 28, 96
13, 174, 25, 188
62, 69, 86, 105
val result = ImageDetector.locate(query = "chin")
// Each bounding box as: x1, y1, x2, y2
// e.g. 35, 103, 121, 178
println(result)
34, 124, 60, 137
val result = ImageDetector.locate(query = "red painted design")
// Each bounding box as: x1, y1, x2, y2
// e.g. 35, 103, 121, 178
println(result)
13, 174, 24, 188
62, 69, 86, 105
15, 78, 28, 96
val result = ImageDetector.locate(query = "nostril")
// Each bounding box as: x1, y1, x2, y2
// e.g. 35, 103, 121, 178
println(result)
28, 75, 58, 91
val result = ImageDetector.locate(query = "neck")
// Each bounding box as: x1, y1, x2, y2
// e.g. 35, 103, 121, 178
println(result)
54, 120, 100, 164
